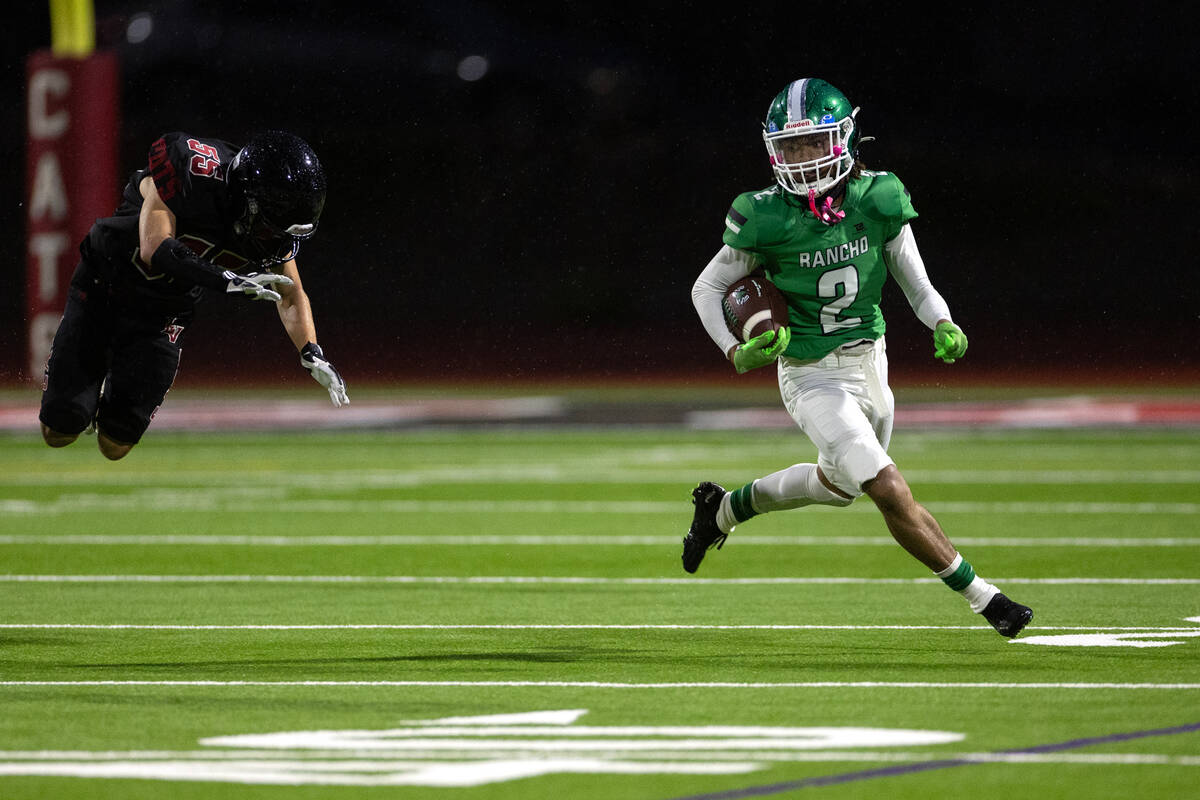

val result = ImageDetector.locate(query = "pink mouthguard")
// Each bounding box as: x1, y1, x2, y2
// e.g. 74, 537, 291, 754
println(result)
808, 189, 846, 225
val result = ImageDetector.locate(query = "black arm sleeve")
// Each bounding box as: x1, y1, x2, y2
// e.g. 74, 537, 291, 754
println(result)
150, 238, 234, 291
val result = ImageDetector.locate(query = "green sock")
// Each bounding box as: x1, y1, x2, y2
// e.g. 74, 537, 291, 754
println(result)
937, 555, 976, 591
729, 482, 758, 524
936, 554, 1000, 612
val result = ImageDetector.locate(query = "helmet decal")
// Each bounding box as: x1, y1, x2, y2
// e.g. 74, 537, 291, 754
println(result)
786, 78, 811, 122
762, 78, 858, 202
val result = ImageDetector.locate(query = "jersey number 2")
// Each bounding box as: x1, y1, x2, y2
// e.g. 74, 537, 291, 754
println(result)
818, 265, 862, 334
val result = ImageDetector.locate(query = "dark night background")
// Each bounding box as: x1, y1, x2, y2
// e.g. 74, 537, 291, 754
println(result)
2, 3, 1197, 389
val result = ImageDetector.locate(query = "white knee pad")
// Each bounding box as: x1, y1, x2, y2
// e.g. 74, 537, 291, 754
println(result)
819, 433, 894, 497
815, 478, 855, 507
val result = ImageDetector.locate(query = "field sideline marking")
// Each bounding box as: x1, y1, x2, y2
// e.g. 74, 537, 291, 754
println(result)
1, 623, 1196, 632
2, 469, 1198, 487
1, 574, 1197, 585
2, 498, 1198, 515
1, 534, 1197, 547
3, 680, 1199, 689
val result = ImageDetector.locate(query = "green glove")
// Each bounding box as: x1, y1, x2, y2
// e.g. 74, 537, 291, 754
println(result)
731, 327, 791, 374
933, 321, 968, 364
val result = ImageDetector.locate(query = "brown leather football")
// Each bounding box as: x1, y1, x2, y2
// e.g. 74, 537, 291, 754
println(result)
722, 274, 789, 343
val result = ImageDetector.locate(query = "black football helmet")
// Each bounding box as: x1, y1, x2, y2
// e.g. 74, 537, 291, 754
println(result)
228, 131, 326, 265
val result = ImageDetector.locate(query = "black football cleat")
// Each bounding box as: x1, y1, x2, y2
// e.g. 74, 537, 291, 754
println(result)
981, 592, 1033, 638
682, 482, 728, 574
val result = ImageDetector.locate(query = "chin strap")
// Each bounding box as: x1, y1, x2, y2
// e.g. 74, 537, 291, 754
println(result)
807, 188, 846, 225
806, 145, 848, 226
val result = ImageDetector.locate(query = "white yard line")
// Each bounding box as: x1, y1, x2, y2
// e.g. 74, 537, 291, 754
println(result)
2, 497, 1198, 515
1, 623, 1196, 631
2, 680, 1199, 689
2, 574, 1198, 585
2, 468, 1199, 487
0, 534, 1197, 546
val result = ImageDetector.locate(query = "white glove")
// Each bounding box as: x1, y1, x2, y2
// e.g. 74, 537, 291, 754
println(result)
300, 342, 349, 407
224, 271, 294, 302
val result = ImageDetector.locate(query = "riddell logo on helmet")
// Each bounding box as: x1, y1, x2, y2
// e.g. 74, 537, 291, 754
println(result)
784, 120, 814, 129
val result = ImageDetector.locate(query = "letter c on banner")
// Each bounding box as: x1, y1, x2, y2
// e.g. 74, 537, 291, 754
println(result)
28, 69, 71, 139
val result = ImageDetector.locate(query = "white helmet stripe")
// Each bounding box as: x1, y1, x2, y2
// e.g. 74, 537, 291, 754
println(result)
788, 78, 810, 121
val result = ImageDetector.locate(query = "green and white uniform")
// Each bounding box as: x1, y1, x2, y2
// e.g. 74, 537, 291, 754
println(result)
723, 171, 916, 360
691, 171, 954, 498
685, 76, 1024, 631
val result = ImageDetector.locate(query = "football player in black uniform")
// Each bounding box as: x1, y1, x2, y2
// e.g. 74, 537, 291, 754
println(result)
39, 130, 349, 460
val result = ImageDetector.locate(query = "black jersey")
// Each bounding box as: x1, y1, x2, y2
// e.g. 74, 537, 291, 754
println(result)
83, 132, 261, 314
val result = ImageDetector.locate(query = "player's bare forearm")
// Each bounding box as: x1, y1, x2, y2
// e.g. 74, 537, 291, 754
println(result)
275, 260, 317, 351
281, 310, 316, 352
278, 293, 317, 351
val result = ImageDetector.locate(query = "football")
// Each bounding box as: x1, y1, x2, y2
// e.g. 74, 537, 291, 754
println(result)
722, 273, 789, 343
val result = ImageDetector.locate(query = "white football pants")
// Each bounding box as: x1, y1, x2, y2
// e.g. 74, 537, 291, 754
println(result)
768, 337, 896, 500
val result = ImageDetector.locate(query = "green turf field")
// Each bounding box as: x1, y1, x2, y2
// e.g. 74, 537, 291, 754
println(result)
1, 423, 1198, 799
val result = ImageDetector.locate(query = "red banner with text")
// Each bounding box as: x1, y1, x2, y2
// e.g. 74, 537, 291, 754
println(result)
25, 49, 119, 380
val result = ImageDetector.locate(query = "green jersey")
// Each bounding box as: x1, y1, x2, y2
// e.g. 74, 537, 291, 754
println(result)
722, 171, 918, 360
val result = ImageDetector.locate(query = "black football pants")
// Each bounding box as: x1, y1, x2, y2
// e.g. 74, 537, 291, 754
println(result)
39, 276, 184, 445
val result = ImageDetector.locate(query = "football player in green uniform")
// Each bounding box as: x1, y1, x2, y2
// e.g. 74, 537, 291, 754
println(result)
685, 78, 1032, 638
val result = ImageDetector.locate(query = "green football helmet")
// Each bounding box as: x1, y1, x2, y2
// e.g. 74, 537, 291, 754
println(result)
762, 78, 859, 198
